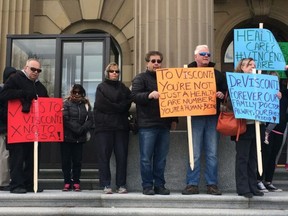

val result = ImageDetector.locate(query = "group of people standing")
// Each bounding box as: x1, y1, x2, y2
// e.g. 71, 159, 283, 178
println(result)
0, 45, 286, 197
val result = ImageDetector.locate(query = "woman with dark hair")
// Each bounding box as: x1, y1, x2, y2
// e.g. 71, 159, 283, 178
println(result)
94, 62, 131, 194
61, 84, 93, 192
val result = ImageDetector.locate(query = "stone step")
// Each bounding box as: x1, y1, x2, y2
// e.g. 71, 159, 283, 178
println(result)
0, 207, 286, 216
0, 190, 288, 215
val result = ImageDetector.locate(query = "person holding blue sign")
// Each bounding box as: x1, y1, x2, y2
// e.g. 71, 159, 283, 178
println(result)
231, 58, 281, 198
182, 45, 227, 196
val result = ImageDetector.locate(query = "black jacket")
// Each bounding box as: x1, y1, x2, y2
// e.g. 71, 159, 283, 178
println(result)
188, 61, 227, 114
273, 88, 288, 133
131, 70, 178, 128
0, 70, 48, 134
0, 67, 17, 133
63, 100, 93, 143
93, 79, 131, 132
0, 70, 48, 101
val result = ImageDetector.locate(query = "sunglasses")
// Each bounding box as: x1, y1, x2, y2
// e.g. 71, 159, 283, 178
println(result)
72, 90, 81, 94
28, 66, 42, 73
108, 70, 120, 74
198, 52, 211, 57
150, 59, 162, 64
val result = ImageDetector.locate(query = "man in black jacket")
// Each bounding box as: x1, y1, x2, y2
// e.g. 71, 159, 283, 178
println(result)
0, 58, 48, 193
0, 66, 17, 191
131, 51, 178, 195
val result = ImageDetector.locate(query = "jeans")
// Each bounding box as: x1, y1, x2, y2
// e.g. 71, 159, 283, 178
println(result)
139, 127, 170, 189
186, 115, 219, 186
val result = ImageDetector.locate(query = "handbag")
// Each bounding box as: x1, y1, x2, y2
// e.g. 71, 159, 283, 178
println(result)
216, 92, 246, 141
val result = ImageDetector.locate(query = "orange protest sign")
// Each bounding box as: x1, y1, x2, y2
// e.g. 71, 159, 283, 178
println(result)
7, 97, 63, 143
156, 67, 216, 117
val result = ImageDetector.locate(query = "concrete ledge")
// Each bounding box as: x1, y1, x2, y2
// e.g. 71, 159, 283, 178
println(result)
114, 131, 236, 192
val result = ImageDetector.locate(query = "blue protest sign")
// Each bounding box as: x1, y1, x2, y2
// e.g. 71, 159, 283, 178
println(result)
226, 72, 279, 123
234, 28, 286, 70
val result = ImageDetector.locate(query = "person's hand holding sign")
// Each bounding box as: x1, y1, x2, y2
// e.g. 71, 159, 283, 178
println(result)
148, 90, 160, 99
216, 91, 224, 99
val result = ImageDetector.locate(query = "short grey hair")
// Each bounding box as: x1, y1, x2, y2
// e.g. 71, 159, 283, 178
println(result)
194, 45, 209, 55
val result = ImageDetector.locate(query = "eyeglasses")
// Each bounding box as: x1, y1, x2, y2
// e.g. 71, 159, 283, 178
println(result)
27, 66, 42, 73
72, 90, 81, 94
150, 59, 162, 64
108, 70, 120, 74
198, 52, 211, 57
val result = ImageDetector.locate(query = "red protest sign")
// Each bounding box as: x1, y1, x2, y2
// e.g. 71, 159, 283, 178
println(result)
7, 97, 63, 143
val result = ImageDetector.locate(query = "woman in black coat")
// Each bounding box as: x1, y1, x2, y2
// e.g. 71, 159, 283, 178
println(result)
61, 84, 93, 191
94, 62, 131, 194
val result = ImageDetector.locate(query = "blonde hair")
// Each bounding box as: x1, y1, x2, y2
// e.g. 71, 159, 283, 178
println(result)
104, 62, 119, 80
234, 58, 254, 73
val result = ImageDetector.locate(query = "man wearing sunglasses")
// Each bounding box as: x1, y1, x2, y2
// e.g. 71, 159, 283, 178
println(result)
131, 51, 178, 195
182, 45, 227, 196
0, 58, 48, 193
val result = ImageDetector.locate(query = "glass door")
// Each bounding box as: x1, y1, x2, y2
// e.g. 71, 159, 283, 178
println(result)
61, 40, 105, 107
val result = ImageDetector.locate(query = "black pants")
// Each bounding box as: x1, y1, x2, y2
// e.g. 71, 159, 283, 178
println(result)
235, 124, 264, 195
9, 143, 34, 191
258, 131, 283, 183
95, 130, 129, 188
60, 142, 83, 184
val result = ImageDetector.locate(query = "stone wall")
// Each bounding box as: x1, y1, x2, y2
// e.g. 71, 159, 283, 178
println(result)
111, 131, 236, 193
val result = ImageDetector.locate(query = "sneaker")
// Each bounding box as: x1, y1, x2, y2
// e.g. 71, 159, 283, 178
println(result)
104, 186, 113, 194
264, 132, 269, 144
62, 184, 71, 192
143, 187, 155, 195
73, 183, 81, 192
117, 186, 128, 194
265, 183, 282, 192
257, 181, 269, 193
154, 186, 170, 195
207, 185, 222, 195
182, 185, 199, 195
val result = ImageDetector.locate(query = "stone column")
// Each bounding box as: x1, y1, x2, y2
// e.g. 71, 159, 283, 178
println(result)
0, 0, 30, 74
134, 0, 214, 74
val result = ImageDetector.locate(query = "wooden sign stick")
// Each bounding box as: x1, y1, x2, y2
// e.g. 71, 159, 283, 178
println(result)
33, 99, 39, 193
254, 22, 264, 176
184, 64, 194, 170
33, 141, 38, 193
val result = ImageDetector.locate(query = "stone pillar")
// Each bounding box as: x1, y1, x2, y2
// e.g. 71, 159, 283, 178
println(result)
0, 0, 30, 75
134, 0, 214, 74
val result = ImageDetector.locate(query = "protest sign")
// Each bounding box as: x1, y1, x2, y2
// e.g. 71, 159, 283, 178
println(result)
234, 28, 286, 70
226, 72, 279, 123
156, 67, 216, 117
278, 42, 288, 78
7, 97, 63, 143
